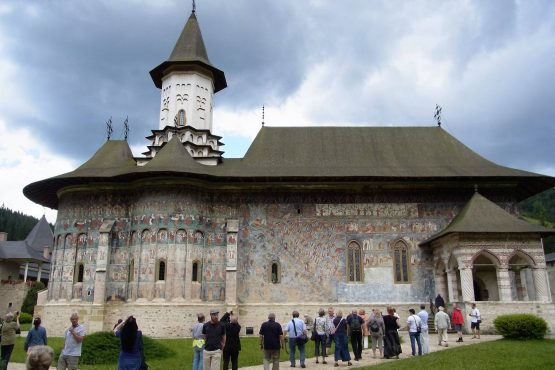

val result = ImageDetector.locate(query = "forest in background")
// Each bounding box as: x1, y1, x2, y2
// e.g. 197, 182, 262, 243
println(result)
0, 205, 53, 241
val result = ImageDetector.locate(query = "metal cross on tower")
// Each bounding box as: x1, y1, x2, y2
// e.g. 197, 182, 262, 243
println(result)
123, 116, 129, 141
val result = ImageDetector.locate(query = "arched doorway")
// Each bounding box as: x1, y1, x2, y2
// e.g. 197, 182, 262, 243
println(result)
447, 255, 462, 302
472, 253, 499, 301
508, 252, 536, 301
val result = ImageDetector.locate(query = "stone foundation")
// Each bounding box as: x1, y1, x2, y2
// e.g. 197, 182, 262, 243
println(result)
35, 300, 555, 337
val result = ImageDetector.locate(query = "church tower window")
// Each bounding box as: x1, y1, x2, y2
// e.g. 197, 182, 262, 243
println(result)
393, 240, 410, 283
177, 109, 186, 127
346, 241, 362, 282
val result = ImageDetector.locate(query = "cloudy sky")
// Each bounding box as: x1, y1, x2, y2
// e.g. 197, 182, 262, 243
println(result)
1, 0, 554, 223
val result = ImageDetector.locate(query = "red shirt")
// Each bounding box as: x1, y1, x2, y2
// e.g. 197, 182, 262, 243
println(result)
452, 308, 464, 325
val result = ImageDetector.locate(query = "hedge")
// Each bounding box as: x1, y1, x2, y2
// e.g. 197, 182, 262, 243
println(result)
493, 314, 547, 339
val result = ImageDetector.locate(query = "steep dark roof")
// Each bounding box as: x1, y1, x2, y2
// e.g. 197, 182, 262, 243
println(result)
23, 126, 555, 209
0, 217, 51, 263
149, 12, 227, 92
420, 192, 555, 247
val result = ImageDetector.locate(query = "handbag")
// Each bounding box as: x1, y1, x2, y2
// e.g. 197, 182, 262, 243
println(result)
310, 321, 317, 341
292, 319, 308, 345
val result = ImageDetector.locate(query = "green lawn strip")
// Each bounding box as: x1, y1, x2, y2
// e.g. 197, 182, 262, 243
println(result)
360, 339, 555, 370
10, 337, 553, 369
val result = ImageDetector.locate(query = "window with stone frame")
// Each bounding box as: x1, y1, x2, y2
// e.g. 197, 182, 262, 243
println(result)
393, 240, 410, 283
346, 241, 363, 282
269, 261, 281, 284
177, 109, 186, 127
74, 263, 84, 283
156, 260, 166, 281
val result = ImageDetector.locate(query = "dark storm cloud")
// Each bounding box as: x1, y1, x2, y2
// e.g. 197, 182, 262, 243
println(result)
1, 0, 554, 177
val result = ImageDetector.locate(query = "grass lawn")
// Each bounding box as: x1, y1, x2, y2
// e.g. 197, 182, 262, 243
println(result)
7, 337, 554, 369
362, 339, 555, 370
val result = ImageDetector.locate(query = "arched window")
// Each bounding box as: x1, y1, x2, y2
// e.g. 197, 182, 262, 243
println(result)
192, 261, 200, 282
177, 109, 186, 127
346, 241, 362, 282
270, 261, 281, 284
156, 260, 166, 281
74, 263, 84, 283
393, 240, 410, 283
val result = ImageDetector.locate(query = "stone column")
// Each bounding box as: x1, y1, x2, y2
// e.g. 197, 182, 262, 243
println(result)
459, 267, 475, 302
446, 270, 457, 302
172, 230, 186, 301
225, 220, 239, 306
496, 267, 512, 302
94, 221, 115, 304
184, 231, 193, 300
434, 271, 447, 301
23, 262, 29, 282
37, 263, 42, 282
532, 268, 550, 302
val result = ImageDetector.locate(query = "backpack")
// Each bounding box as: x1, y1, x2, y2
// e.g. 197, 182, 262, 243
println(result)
350, 316, 362, 331
369, 320, 379, 333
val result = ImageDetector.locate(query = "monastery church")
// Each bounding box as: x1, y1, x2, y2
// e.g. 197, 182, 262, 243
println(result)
24, 8, 555, 337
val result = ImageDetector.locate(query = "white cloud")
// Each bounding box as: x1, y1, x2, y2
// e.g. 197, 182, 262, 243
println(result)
0, 119, 75, 224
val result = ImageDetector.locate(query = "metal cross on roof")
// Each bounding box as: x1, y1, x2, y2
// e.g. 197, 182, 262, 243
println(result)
123, 116, 129, 141
192, 0, 196, 14
262, 105, 265, 126
434, 104, 442, 127
106, 117, 113, 140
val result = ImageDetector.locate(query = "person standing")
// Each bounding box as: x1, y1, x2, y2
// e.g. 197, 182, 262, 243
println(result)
367, 310, 385, 359
223, 315, 241, 370
469, 303, 481, 339
325, 307, 335, 350
1, 311, 20, 369
358, 309, 370, 350
406, 309, 422, 356
451, 303, 465, 342
434, 306, 451, 347
332, 310, 352, 367
346, 309, 364, 361
382, 307, 401, 359
191, 313, 206, 370
417, 305, 429, 354
202, 309, 226, 370
259, 313, 284, 370
114, 316, 143, 370
286, 310, 307, 368
24, 317, 48, 354
313, 309, 329, 364
57, 313, 86, 370
434, 294, 445, 312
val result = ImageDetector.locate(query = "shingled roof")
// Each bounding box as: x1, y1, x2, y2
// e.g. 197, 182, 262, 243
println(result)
0, 216, 51, 263
420, 192, 555, 247
23, 126, 555, 209
149, 12, 226, 91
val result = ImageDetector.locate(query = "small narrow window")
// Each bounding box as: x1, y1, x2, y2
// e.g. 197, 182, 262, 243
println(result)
74, 263, 84, 283
271, 262, 280, 284
158, 260, 166, 281
346, 241, 362, 282
192, 261, 199, 282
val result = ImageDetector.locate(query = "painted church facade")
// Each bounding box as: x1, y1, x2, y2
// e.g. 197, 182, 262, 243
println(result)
25, 10, 555, 337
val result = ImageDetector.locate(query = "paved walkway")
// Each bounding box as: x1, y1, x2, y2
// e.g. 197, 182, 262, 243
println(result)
239, 334, 501, 370
7, 334, 501, 369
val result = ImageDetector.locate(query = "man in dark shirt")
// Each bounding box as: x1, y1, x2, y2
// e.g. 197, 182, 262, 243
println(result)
346, 309, 364, 361
259, 313, 284, 370
203, 309, 226, 370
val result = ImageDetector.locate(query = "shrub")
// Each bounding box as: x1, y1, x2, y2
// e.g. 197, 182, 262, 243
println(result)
21, 281, 45, 315
18, 312, 33, 324
80, 331, 175, 365
493, 314, 547, 339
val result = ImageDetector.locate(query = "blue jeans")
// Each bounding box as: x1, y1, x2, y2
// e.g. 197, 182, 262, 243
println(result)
409, 332, 422, 356
289, 337, 305, 366
193, 346, 204, 370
